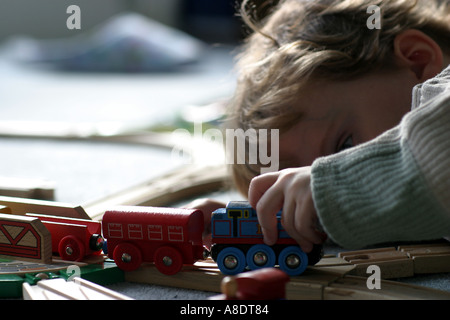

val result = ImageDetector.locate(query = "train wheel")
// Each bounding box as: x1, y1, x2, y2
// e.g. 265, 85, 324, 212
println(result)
154, 246, 183, 275
58, 236, 85, 261
278, 246, 308, 276
216, 247, 246, 275
113, 243, 142, 271
246, 244, 276, 270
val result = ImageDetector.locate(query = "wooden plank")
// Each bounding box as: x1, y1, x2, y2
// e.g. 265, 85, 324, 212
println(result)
125, 262, 224, 293
286, 268, 344, 300
0, 206, 11, 214
339, 247, 414, 279
311, 255, 356, 277
325, 275, 450, 300
411, 254, 450, 274
0, 177, 54, 200
399, 242, 450, 256
0, 195, 90, 220
285, 280, 323, 300
344, 258, 414, 279
339, 247, 407, 262
399, 243, 450, 274
23, 277, 133, 300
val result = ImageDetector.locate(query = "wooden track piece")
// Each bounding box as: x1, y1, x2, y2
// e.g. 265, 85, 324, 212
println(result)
123, 256, 450, 300
339, 247, 414, 279
0, 177, 54, 200
311, 254, 356, 276
0, 195, 90, 220
125, 260, 224, 293
22, 277, 133, 300
325, 275, 450, 300
399, 243, 450, 274
0, 206, 11, 214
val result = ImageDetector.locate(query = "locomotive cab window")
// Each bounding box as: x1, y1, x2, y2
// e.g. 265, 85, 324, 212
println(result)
228, 210, 242, 219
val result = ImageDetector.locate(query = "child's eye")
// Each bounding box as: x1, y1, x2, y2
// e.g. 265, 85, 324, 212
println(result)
338, 136, 353, 152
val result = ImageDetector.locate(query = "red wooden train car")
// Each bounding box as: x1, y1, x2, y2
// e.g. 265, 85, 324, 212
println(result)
102, 206, 208, 275
26, 213, 104, 261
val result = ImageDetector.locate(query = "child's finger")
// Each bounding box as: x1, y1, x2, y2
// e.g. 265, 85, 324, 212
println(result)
295, 197, 324, 245
257, 195, 283, 245
283, 221, 314, 252
280, 202, 313, 252
248, 172, 279, 208
279, 198, 295, 239
252, 181, 284, 246
297, 238, 314, 253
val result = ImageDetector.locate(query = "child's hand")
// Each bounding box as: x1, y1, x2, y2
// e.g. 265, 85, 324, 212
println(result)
248, 167, 326, 253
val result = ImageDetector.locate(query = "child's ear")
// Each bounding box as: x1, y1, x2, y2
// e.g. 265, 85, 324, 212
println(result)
393, 29, 443, 82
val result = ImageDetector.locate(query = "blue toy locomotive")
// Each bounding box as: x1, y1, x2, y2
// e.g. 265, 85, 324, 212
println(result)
210, 201, 322, 275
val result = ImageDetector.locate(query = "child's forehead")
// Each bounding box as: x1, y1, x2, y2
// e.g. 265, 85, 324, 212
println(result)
278, 112, 336, 167
294, 70, 395, 112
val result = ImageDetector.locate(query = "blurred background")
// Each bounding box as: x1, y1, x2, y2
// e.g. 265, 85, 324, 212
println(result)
0, 0, 253, 205
0, 0, 247, 130
0, 0, 243, 43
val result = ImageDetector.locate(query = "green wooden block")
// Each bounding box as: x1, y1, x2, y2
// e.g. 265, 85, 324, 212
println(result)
24, 272, 60, 285
0, 274, 24, 298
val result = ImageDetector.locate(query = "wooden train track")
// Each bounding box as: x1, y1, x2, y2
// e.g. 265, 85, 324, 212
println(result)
124, 253, 450, 300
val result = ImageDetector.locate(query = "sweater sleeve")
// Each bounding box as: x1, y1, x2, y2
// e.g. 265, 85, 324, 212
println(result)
310, 92, 450, 249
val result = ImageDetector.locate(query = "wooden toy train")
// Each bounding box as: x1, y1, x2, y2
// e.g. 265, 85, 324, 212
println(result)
0, 200, 322, 277
209, 201, 322, 275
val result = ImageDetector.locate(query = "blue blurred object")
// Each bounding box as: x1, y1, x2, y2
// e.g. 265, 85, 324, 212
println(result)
5, 12, 205, 72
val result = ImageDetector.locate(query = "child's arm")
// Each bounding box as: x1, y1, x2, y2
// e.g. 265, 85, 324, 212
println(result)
311, 92, 450, 249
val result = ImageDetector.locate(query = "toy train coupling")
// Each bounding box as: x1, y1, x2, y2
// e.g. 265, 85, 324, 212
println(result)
203, 246, 211, 260
89, 234, 105, 252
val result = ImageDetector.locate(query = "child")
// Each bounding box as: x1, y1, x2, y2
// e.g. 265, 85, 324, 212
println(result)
192, 0, 450, 253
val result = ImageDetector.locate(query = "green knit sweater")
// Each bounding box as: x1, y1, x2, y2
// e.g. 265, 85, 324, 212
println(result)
311, 65, 450, 249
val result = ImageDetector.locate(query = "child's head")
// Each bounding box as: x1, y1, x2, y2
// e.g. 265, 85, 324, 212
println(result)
227, 0, 450, 196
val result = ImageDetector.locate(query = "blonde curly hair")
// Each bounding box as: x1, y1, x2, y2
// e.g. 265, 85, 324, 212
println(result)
227, 0, 450, 197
